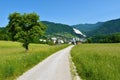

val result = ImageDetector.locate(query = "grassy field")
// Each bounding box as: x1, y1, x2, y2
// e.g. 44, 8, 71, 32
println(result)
0, 41, 69, 80
71, 44, 120, 80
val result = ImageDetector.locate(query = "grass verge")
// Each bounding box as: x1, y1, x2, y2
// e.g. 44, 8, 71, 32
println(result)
0, 41, 69, 80
71, 44, 120, 80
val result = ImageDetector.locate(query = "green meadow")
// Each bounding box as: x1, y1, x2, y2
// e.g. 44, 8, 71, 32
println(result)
71, 44, 120, 80
0, 41, 68, 80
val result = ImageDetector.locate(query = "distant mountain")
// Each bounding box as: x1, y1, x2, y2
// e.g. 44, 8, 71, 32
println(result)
72, 18, 120, 37
88, 18, 120, 36
42, 21, 80, 39
72, 22, 103, 33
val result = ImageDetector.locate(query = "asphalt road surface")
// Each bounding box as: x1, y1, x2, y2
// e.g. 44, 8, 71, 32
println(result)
17, 45, 74, 80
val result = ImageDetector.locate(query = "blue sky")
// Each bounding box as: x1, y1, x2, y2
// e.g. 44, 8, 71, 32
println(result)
0, 0, 120, 26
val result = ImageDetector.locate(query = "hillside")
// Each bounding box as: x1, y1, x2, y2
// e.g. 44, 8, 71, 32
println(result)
88, 18, 120, 36
72, 22, 103, 33
42, 21, 77, 38
72, 18, 120, 37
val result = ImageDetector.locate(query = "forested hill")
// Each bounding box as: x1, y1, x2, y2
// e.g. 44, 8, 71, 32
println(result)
72, 22, 103, 33
88, 18, 120, 36
42, 21, 77, 38
71, 18, 120, 37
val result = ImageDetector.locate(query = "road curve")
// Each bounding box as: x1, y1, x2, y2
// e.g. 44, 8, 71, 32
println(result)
17, 45, 74, 80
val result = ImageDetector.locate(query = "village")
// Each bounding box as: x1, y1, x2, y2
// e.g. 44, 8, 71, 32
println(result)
39, 28, 87, 45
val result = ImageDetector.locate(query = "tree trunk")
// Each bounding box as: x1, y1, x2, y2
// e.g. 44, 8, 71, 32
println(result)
25, 45, 29, 52
23, 42, 29, 53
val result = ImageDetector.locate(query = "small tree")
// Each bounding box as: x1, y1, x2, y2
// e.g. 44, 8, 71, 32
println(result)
86, 38, 92, 43
7, 12, 46, 51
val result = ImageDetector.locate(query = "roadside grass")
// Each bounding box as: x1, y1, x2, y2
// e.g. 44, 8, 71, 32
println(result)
71, 44, 120, 80
0, 41, 69, 80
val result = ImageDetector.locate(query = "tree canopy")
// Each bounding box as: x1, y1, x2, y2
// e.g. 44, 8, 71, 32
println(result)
87, 32, 120, 43
7, 12, 46, 51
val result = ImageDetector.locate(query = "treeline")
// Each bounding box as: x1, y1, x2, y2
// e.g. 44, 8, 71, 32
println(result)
87, 32, 120, 43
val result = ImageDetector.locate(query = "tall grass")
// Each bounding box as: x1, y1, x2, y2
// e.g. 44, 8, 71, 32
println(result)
71, 44, 120, 80
0, 41, 69, 80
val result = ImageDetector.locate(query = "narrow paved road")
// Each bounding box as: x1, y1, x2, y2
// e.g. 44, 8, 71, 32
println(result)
17, 45, 74, 80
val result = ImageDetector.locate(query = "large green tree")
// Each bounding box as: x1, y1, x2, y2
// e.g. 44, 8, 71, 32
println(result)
7, 12, 46, 51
